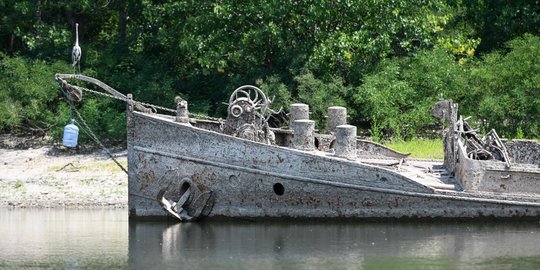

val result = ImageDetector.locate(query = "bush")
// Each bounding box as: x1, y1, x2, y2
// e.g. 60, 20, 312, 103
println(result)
0, 55, 127, 144
353, 48, 468, 140
470, 34, 540, 138
295, 71, 351, 132
0, 55, 70, 133
352, 34, 540, 140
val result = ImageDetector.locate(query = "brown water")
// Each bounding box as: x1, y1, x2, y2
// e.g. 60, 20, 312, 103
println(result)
1, 208, 540, 269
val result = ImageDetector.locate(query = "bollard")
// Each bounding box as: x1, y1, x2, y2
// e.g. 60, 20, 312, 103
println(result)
292, 119, 315, 151
175, 96, 190, 124
327, 106, 347, 133
289, 103, 309, 128
335, 124, 357, 159
127, 93, 134, 112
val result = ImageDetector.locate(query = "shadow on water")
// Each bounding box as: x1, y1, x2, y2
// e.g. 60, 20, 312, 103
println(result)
1, 208, 540, 269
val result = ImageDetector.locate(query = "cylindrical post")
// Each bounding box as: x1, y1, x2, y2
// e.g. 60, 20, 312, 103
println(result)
335, 124, 357, 159
289, 103, 309, 128
127, 93, 134, 112
327, 106, 347, 133
175, 96, 190, 124
292, 119, 315, 151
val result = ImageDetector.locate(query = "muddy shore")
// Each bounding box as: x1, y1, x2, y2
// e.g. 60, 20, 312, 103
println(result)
0, 136, 127, 208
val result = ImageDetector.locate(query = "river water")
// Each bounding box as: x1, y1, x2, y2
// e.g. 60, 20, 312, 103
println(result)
1, 208, 539, 269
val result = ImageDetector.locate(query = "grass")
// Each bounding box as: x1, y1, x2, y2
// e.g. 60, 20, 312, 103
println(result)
48, 160, 127, 173
80, 160, 128, 173
14, 180, 23, 189
384, 138, 444, 160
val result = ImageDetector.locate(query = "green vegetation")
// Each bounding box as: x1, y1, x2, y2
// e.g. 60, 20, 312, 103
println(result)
385, 139, 444, 160
14, 180, 23, 189
80, 160, 128, 173
1, 1, 539, 143
47, 160, 127, 173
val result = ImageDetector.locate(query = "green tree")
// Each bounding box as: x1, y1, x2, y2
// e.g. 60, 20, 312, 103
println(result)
461, 0, 540, 53
0, 55, 71, 132
353, 47, 469, 140
470, 34, 540, 137
1, 0, 539, 144
295, 71, 351, 132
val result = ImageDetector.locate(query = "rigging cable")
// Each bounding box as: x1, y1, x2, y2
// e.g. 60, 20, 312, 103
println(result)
57, 80, 128, 174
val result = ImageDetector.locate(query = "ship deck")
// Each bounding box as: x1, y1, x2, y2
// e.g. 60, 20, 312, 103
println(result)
357, 156, 459, 191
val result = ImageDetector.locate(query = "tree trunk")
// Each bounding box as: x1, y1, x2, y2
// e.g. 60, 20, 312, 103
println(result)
35, 0, 42, 22
118, 0, 127, 47
9, 33, 16, 53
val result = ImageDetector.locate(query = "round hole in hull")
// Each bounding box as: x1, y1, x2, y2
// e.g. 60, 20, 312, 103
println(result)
273, 183, 284, 196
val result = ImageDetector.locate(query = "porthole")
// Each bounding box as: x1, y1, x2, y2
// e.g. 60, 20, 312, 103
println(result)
273, 183, 285, 196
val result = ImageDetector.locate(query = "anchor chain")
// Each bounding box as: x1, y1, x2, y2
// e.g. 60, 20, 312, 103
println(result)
56, 75, 225, 175
71, 103, 128, 174
57, 81, 128, 174
74, 84, 224, 121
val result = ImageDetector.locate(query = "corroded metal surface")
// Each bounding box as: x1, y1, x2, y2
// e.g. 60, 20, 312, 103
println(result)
289, 103, 309, 128
128, 108, 540, 221
292, 120, 315, 151
335, 125, 357, 160
327, 106, 347, 133
356, 139, 410, 158
434, 100, 540, 196
53, 74, 540, 221
505, 139, 540, 166
222, 85, 274, 144
123, 84, 540, 221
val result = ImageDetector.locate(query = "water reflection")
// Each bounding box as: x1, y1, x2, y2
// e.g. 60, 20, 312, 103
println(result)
129, 220, 540, 269
1, 208, 539, 270
0, 208, 128, 269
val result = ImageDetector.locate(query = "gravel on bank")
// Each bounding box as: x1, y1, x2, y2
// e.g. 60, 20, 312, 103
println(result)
0, 145, 127, 208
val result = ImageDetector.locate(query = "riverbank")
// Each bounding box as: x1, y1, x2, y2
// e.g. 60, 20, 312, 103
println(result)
0, 138, 127, 208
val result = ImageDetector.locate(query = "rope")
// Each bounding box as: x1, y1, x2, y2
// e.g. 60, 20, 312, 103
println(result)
76, 85, 176, 113
57, 81, 128, 175
76, 84, 223, 121
72, 106, 129, 174
56, 78, 226, 174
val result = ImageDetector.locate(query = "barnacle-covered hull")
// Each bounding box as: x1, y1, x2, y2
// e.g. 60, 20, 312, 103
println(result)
127, 110, 540, 221
53, 75, 539, 221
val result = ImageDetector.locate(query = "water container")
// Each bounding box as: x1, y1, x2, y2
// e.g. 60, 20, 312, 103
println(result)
62, 119, 79, 148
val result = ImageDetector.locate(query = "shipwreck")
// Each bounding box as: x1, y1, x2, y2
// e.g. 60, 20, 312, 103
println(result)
55, 74, 540, 221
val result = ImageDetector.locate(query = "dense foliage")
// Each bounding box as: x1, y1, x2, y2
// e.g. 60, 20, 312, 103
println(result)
1, 0, 539, 142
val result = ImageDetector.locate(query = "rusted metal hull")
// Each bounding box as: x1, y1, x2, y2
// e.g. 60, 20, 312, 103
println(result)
127, 111, 540, 220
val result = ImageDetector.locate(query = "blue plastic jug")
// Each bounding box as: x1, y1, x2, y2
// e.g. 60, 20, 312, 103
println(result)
62, 119, 79, 148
